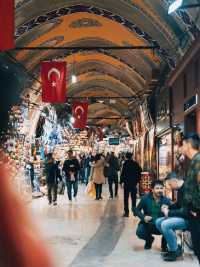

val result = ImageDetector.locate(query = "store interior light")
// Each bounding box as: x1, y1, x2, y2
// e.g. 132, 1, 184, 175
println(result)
70, 117, 75, 124
168, 0, 183, 14
71, 75, 77, 84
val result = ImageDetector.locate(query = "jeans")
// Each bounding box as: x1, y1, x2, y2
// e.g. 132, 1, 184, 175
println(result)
95, 183, 102, 199
124, 186, 137, 215
156, 217, 188, 252
85, 167, 91, 185
47, 183, 57, 203
108, 176, 118, 198
66, 181, 78, 200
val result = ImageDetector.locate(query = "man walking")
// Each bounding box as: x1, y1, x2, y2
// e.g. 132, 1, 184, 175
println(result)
107, 152, 120, 199
120, 152, 142, 217
62, 150, 80, 201
44, 153, 59, 205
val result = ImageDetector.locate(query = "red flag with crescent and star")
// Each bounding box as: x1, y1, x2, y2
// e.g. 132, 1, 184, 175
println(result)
41, 61, 67, 103
0, 0, 15, 51
72, 102, 88, 129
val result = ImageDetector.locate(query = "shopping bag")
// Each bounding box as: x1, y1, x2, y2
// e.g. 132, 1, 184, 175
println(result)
85, 181, 95, 198
58, 180, 65, 195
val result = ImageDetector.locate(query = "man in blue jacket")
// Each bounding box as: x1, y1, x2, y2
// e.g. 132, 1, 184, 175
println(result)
133, 180, 171, 250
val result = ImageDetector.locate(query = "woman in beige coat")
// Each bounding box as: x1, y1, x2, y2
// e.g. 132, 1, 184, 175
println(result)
91, 154, 105, 200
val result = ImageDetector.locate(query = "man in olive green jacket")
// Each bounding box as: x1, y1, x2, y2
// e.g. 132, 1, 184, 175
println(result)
182, 133, 200, 264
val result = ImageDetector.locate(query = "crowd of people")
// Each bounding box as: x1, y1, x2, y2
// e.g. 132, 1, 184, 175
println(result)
42, 133, 200, 264
1, 134, 200, 266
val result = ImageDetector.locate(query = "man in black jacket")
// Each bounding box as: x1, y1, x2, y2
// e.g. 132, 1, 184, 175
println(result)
120, 152, 142, 217
62, 150, 80, 201
107, 152, 120, 199
134, 180, 171, 250
155, 172, 188, 261
44, 153, 60, 205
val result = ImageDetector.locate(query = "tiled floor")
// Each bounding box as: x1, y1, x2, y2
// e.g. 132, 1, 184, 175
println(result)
30, 185, 198, 267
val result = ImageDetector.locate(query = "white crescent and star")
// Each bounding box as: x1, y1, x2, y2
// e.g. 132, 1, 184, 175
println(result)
47, 68, 61, 88
74, 106, 85, 119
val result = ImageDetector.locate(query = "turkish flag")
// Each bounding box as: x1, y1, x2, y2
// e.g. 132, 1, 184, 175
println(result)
0, 0, 15, 51
41, 61, 66, 103
72, 102, 88, 129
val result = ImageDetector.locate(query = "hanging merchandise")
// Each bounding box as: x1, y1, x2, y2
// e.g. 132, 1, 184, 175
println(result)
41, 61, 67, 103
72, 101, 88, 129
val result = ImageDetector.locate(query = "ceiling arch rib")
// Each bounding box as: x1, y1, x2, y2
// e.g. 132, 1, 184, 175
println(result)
69, 61, 144, 94
68, 77, 135, 97
27, 57, 144, 99
15, 5, 175, 68
20, 38, 153, 83
24, 48, 147, 88
75, 90, 131, 112
88, 103, 121, 117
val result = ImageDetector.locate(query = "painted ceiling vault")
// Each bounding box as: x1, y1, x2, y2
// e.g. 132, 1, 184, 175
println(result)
13, 0, 200, 125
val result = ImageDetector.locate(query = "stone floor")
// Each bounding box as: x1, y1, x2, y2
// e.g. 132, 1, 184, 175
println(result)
30, 185, 198, 267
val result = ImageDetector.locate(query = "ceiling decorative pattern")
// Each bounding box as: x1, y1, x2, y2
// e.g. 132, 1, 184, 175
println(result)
15, 4, 175, 68
69, 18, 102, 28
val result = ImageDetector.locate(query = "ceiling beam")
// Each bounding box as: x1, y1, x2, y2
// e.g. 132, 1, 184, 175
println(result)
14, 45, 159, 51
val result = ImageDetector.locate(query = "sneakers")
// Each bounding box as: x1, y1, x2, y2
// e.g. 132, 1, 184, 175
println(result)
163, 246, 182, 261
163, 251, 177, 261
144, 236, 155, 249
53, 202, 57, 206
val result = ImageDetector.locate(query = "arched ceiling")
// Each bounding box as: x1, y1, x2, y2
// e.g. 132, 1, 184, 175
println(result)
14, 0, 200, 126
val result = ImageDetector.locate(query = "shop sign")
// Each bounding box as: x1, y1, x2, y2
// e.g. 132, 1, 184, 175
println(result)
184, 94, 198, 113
108, 138, 120, 145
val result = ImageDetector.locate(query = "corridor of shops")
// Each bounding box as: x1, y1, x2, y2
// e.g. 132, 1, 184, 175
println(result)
1, 1, 200, 267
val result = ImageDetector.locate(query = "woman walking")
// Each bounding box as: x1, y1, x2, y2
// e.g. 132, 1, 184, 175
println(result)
91, 154, 105, 200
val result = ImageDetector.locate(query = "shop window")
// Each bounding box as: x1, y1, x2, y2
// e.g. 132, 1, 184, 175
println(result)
183, 73, 187, 98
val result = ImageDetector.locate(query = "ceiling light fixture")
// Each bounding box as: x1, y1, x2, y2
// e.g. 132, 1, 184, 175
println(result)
71, 74, 77, 84
168, 0, 183, 14
168, 0, 200, 14
70, 117, 75, 124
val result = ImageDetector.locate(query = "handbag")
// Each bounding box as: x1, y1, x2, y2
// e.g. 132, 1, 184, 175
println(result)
85, 181, 95, 198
